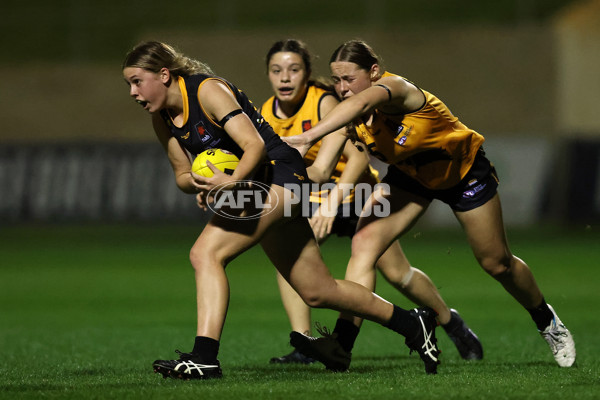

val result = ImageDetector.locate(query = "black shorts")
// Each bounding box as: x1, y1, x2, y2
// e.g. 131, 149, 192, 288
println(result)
382, 148, 499, 212
255, 144, 309, 188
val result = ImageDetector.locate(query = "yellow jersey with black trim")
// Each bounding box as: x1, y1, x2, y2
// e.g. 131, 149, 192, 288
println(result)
354, 71, 485, 190
261, 85, 349, 180
261, 85, 379, 203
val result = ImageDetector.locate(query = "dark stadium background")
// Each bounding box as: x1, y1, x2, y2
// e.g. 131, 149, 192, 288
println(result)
1, 2, 599, 398
1, 0, 598, 226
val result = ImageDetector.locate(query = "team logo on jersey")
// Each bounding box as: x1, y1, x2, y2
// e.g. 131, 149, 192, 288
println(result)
302, 120, 312, 132
396, 125, 413, 146
195, 122, 213, 143
180, 132, 190, 140
293, 173, 305, 181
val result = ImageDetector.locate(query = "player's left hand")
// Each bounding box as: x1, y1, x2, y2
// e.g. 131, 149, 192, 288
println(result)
191, 161, 237, 211
195, 191, 209, 211
191, 161, 236, 193
309, 207, 336, 243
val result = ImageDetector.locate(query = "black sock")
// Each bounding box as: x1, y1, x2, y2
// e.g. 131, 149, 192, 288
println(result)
192, 336, 220, 363
526, 298, 554, 331
442, 311, 462, 333
333, 318, 360, 353
384, 305, 419, 339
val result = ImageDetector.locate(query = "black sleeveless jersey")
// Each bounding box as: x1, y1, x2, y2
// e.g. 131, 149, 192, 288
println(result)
159, 74, 286, 160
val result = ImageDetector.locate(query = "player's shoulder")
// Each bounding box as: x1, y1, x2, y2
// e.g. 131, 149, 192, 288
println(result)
309, 85, 338, 113
375, 72, 411, 90
197, 76, 231, 92
259, 96, 277, 120
318, 91, 339, 111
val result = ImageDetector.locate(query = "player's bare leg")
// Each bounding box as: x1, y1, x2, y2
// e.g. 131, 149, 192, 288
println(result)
455, 193, 575, 366
154, 183, 300, 379
269, 272, 315, 364
261, 216, 393, 323
454, 194, 542, 307
339, 185, 430, 325
275, 272, 312, 335
335, 185, 482, 361
376, 241, 451, 325
261, 213, 440, 374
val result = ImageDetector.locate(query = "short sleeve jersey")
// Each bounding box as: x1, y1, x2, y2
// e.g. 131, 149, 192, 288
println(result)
354, 72, 485, 190
160, 74, 285, 160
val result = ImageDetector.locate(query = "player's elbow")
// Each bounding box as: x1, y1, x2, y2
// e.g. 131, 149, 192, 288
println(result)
350, 96, 374, 116
307, 166, 330, 184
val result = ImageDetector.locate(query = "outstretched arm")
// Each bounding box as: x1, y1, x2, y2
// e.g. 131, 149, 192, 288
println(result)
283, 75, 424, 152
281, 92, 375, 154
285, 76, 425, 148
305, 95, 353, 182
305, 94, 370, 241
309, 140, 369, 241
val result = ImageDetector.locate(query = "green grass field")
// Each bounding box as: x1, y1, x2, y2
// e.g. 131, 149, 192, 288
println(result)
1, 223, 598, 399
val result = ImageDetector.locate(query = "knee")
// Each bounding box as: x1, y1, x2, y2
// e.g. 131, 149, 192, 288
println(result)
478, 253, 513, 279
189, 246, 205, 272
189, 245, 224, 272
350, 228, 375, 258
295, 285, 331, 309
302, 294, 325, 308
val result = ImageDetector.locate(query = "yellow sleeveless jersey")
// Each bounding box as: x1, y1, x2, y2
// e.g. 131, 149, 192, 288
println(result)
262, 85, 380, 204
355, 72, 485, 190
261, 85, 349, 180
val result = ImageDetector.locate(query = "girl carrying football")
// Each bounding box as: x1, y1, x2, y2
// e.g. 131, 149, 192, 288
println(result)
122, 40, 443, 379
282, 40, 576, 368
261, 39, 482, 367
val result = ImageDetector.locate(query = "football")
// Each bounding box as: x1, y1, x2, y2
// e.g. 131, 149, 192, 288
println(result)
192, 148, 240, 177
